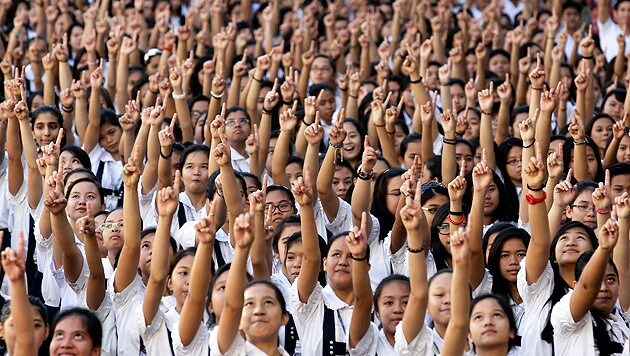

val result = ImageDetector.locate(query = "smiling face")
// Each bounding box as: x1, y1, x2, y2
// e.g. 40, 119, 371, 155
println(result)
554, 227, 594, 266
323, 237, 353, 291
376, 280, 410, 337
33, 112, 61, 147
49, 316, 100, 356
498, 238, 527, 283
168, 254, 194, 311
182, 151, 209, 195
428, 272, 452, 331
102, 209, 124, 253
342, 122, 362, 163
241, 284, 288, 345
469, 298, 514, 351
66, 182, 102, 222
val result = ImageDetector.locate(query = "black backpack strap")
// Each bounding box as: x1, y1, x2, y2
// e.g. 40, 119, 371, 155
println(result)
177, 202, 187, 228
96, 160, 105, 181
322, 306, 348, 356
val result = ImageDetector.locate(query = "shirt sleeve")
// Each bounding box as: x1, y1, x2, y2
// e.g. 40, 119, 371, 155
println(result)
517, 259, 554, 306
324, 199, 353, 236
394, 321, 433, 356
209, 329, 246, 356
171, 320, 209, 356
551, 290, 590, 335
384, 230, 408, 276
347, 322, 379, 355
290, 277, 324, 328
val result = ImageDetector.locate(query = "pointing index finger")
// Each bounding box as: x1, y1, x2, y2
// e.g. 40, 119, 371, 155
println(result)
56, 128, 65, 146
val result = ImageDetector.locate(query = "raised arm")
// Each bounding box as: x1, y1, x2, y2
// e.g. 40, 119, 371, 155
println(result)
399, 183, 429, 343
249, 179, 271, 279
570, 219, 618, 322
144, 171, 181, 326
216, 212, 253, 353
77, 204, 106, 311
568, 110, 588, 182
351, 137, 378, 234
272, 102, 297, 188
440, 227, 471, 356
83, 60, 105, 154
523, 143, 551, 284
613, 194, 630, 311
294, 165, 321, 303
469, 150, 494, 288
1, 232, 39, 356
441, 109, 458, 185
478, 82, 497, 170
348, 213, 372, 348
178, 207, 217, 346
113, 148, 142, 292
317, 118, 346, 221
46, 167, 84, 283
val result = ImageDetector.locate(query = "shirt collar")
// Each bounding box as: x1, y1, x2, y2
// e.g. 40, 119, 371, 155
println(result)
322, 284, 352, 311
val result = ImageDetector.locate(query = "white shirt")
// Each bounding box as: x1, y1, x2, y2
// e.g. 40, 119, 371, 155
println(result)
517, 259, 555, 356
384, 230, 438, 280
271, 271, 293, 313
0, 155, 12, 229
111, 273, 146, 356
176, 224, 233, 270
87, 143, 124, 211
501, 0, 524, 23
230, 146, 250, 173
137, 298, 180, 356
551, 290, 629, 356
290, 279, 353, 356
148, 191, 207, 237
598, 17, 630, 62
349, 322, 433, 355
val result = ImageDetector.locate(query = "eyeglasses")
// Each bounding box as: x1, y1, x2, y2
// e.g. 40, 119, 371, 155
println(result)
99, 222, 124, 231
438, 222, 467, 235
571, 204, 595, 213
506, 159, 522, 166
225, 118, 249, 126
265, 202, 294, 213
311, 66, 333, 73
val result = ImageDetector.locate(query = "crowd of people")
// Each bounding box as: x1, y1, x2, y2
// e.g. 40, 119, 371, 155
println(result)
0, 0, 628, 354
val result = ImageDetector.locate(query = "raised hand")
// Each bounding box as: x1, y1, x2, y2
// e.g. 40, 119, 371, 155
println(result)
553, 168, 577, 207
44, 168, 67, 214
292, 163, 313, 206
420, 94, 438, 125
592, 170, 611, 212
361, 136, 379, 172
478, 81, 494, 113
518, 109, 538, 144
448, 163, 468, 202
450, 226, 470, 264
580, 25, 595, 58
246, 124, 259, 156
76, 202, 96, 237
90, 60, 105, 88
371, 90, 391, 127
497, 74, 512, 102
120, 134, 143, 184
195, 200, 217, 245
304, 112, 325, 145
210, 104, 226, 140
547, 145, 564, 180
540, 84, 560, 113
346, 211, 369, 259
264, 78, 280, 112
400, 179, 425, 232
234, 212, 254, 249
156, 170, 182, 217
158, 113, 177, 149
249, 175, 268, 214
529, 53, 545, 89
279, 101, 298, 132
472, 149, 493, 191
523, 143, 547, 190
385, 98, 404, 129
568, 109, 585, 141
598, 218, 619, 252
614, 192, 630, 219
42, 128, 65, 167
213, 129, 232, 167
329, 109, 347, 146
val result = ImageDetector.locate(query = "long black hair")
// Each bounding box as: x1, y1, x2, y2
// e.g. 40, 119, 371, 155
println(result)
470, 294, 517, 352
574, 251, 624, 355
488, 228, 530, 301
370, 168, 406, 241
541, 221, 599, 343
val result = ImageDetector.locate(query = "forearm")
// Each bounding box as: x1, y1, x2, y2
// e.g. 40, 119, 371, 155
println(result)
84, 234, 106, 311
316, 147, 340, 221
573, 144, 588, 181
10, 277, 37, 355
44, 69, 55, 105
479, 113, 497, 170
144, 213, 174, 324
113, 186, 141, 292
496, 101, 510, 145
51, 212, 83, 282
227, 77, 242, 109
516, 75, 528, 106
271, 130, 291, 187
116, 55, 130, 112
349, 259, 372, 348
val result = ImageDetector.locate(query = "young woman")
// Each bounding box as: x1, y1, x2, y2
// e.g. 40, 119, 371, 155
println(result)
550, 219, 626, 355
291, 167, 356, 355
467, 294, 520, 355
59, 146, 92, 179
586, 114, 615, 158
487, 228, 530, 336
99, 209, 124, 279
49, 308, 103, 356
0, 232, 49, 356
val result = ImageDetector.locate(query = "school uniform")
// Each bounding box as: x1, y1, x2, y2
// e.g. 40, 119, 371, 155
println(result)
290, 278, 353, 356
230, 147, 250, 173
385, 231, 438, 281
88, 143, 124, 210
598, 17, 630, 62
136, 297, 179, 356
551, 290, 629, 356
348, 321, 433, 356
110, 273, 146, 356
176, 223, 233, 271
517, 259, 555, 356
